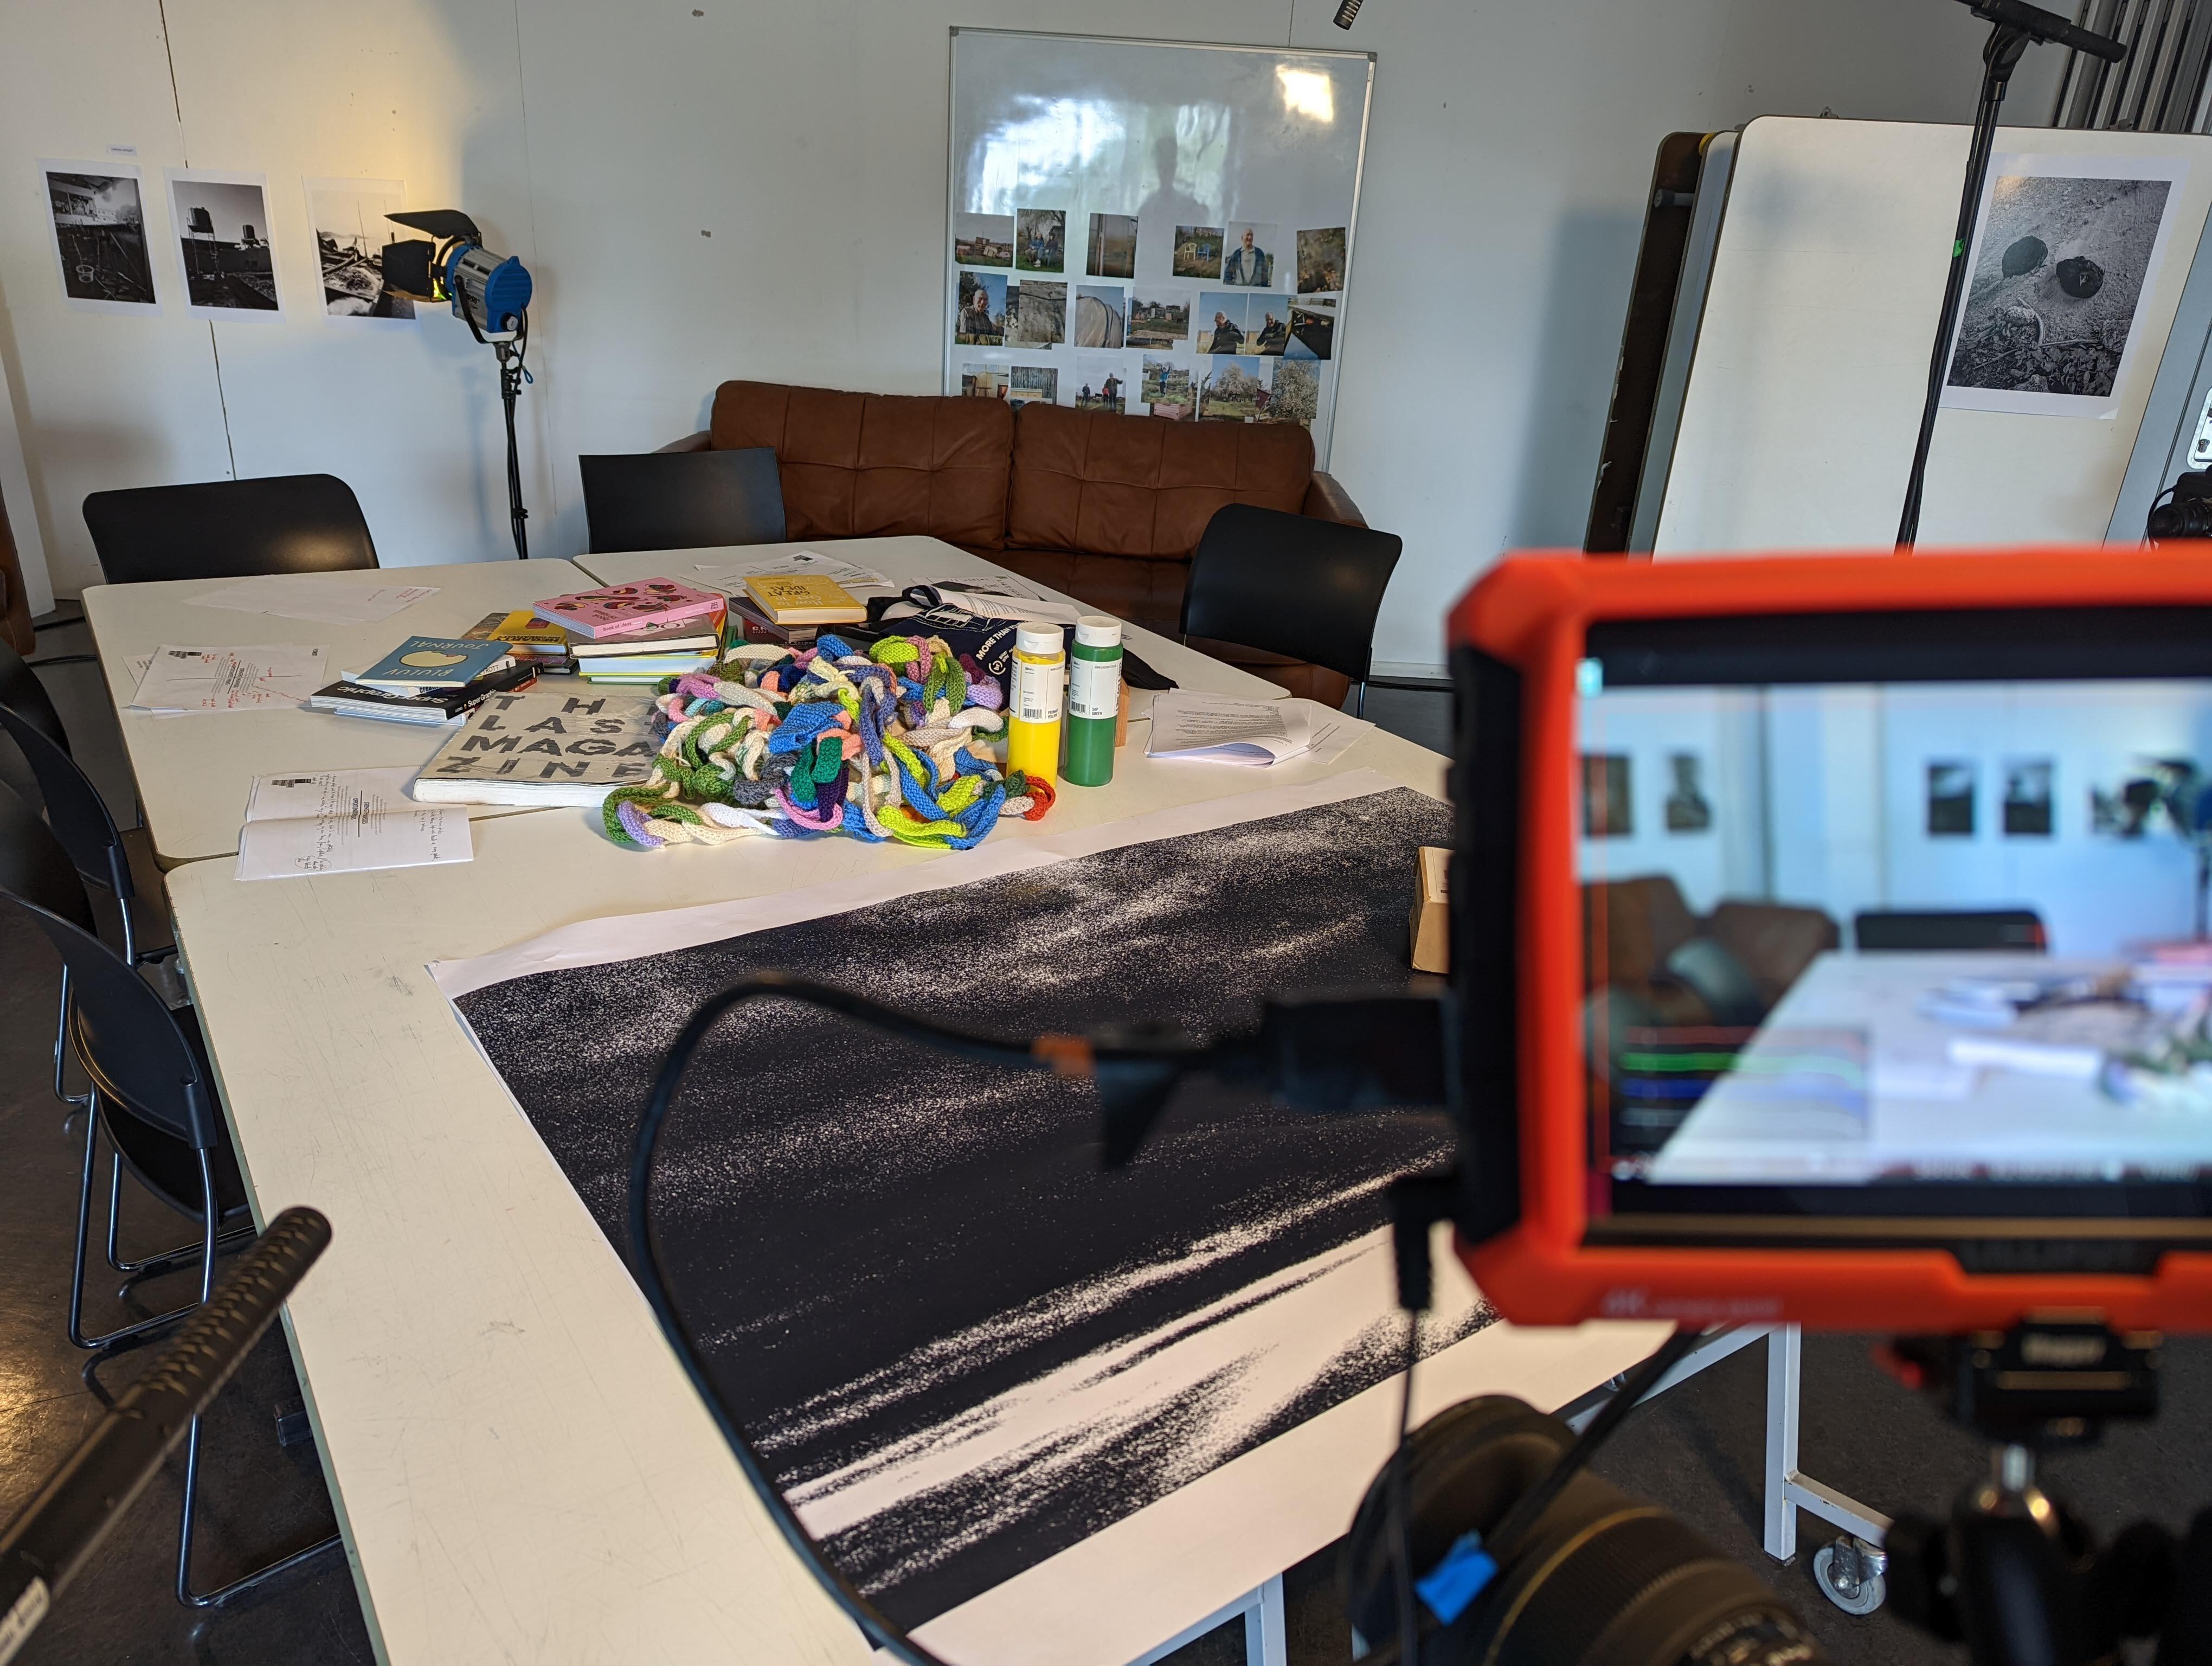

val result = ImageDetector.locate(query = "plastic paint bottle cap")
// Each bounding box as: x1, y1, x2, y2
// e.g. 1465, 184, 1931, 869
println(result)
1074, 616, 1122, 649
1015, 622, 1063, 656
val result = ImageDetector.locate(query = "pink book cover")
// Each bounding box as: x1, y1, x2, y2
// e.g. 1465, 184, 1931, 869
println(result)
530, 579, 726, 639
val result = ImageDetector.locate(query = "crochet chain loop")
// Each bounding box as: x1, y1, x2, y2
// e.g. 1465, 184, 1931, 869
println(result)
602, 631, 1052, 851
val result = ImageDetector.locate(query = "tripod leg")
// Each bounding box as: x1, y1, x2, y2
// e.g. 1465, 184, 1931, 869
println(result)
1897, 24, 2030, 548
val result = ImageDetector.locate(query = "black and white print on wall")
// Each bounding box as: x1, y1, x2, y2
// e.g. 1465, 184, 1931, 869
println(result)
1928, 760, 1978, 837
2003, 758, 2055, 837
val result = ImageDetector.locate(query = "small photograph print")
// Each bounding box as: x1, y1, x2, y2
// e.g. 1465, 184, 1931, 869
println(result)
954, 212, 1015, 268
1007, 365, 1058, 407
1128, 288, 1191, 348
955, 272, 1008, 345
1298, 294, 1338, 309
1173, 224, 1225, 280
42, 164, 157, 310
1944, 156, 2182, 414
1072, 356, 1127, 412
1197, 291, 1248, 354
306, 177, 414, 319
169, 171, 279, 314
1072, 285, 1127, 349
2003, 758, 2055, 836
1086, 213, 1137, 279
1246, 296, 1293, 355
1295, 227, 1347, 293
1015, 209, 1066, 273
1287, 305, 1336, 361
1199, 357, 1272, 422
1141, 356, 1194, 419
961, 363, 1011, 400
1221, 222, 1278, 287
1263, 359, 1319, 427
1927, 760, 1977, 837
1007, 279, 1066, 347
1664, 752, 1713, 834
1580, 754, 1633, 839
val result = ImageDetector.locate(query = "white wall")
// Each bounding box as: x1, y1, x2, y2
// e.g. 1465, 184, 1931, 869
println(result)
1, 0, 2055, 661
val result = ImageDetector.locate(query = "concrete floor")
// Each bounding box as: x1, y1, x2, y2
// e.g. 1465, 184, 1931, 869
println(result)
10, 638, 2212, 1664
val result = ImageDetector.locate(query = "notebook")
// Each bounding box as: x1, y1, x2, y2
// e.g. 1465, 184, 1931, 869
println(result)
306, 662, 540, 725
531, 579, 725, 639
348, 636, 515, 691
410, 688, 664, 805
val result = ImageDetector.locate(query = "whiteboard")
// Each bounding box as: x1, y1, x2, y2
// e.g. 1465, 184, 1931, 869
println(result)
1654, 116, 2212, 554
945, 29, 1372, 465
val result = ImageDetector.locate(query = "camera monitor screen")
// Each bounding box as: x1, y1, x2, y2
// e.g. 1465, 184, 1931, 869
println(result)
1575, 608, 2212, 1244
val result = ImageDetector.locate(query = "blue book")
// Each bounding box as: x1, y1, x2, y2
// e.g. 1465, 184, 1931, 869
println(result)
348, 636, 515, 690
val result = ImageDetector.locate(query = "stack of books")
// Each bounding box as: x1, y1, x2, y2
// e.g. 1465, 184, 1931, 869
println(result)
309, 636, 536, 725
728, 573, 869, 649
529, 578, 728, 685
463, 610, 577, 671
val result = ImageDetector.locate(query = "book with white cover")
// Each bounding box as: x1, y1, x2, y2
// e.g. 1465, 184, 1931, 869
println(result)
410, 688, 663, 806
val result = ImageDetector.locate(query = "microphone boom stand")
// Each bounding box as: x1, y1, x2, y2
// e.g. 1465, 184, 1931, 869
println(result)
1897, 0, 2127, 548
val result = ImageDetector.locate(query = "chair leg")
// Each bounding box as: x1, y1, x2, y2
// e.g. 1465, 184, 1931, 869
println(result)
1354, 680, 1367, 719
106, 1150, 253, 1278
53, 966, 89, 1113
68, 1100, 220, 1354
176, 1151, 342, 1610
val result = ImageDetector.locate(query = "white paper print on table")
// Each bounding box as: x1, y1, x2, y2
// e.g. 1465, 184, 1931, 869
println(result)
127, 645, 327, 714
186, 576, 438, 624
166, 170, 282, 318
237, 766, 471, 880
1941, 152, 2189, 419
39, 161, 159, 313
304, 177, 415, 321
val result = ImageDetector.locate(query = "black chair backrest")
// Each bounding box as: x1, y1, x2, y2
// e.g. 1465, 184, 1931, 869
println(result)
83, 474, 378, 584
579, 448, 787, 554
0, 778, 94, 931
1854, 909, 2047, 952
1179, 505, 1404, 684
0, 706, 132, 903
1, 891, 216, 1148
0, 638, 71, 754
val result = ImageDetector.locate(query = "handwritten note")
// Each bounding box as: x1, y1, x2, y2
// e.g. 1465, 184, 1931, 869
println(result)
236, 767, 472, 881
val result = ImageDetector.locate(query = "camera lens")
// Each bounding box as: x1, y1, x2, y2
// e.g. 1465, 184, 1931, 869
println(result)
1345, 1396, 1827, 1666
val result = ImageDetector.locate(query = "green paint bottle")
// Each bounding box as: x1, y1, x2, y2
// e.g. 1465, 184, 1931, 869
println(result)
1063, 616, 1122, 788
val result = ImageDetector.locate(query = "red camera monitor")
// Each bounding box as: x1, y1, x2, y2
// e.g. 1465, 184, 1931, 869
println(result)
1447, 548, 2212, 1332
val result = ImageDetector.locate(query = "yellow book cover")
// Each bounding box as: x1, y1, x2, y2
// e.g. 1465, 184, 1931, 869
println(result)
742, 573, 868, 625
465, 609, 572, 652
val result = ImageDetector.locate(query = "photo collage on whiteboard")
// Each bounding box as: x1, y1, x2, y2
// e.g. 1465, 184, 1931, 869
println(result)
952, 200, 1346, 430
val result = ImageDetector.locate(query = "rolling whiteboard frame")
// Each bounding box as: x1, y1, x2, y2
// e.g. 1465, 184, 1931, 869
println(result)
943, 28, 1374, 467
1648, 117, 2212, 554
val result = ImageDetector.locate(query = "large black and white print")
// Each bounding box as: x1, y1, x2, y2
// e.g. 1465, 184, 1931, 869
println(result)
167, 170, 281, 316
1944, 154, 2184, 416
306, 177, 415, 320
41, 163, 158, 311
454, 788, 1487, 1630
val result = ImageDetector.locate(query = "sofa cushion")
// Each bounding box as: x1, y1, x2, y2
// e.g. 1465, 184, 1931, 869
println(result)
1008, 405, 1313, 560
709, 381, 1012, 549
991, 548, 1191, 638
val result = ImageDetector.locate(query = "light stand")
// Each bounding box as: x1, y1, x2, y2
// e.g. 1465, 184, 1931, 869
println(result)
1897, 0, 2127, 548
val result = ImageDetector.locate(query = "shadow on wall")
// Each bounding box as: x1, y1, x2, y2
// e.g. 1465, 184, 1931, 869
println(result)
1506, 206, 1645, 551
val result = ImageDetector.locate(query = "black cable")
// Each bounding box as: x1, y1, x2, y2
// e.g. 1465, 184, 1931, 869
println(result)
33, 611, 87, 633
25, 655, 97, 670
627, 972, 1053, 1666
499, 313, 530, 560
1391, 1309, 1422, 1663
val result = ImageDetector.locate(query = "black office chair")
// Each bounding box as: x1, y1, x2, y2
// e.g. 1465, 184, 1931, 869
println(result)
1179, 504, 1404, 716
579, 447, 787, 553
0, 636, 72, 753
1854, 909, 2048, 952
2, 886, 338, 1606
82, 474, 379, 585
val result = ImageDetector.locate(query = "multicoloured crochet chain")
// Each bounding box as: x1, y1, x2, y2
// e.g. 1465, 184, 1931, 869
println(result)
601, 632, 1054, 851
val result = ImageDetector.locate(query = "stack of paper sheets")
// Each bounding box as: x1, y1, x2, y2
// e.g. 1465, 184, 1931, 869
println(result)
1144, 692, 1372, 767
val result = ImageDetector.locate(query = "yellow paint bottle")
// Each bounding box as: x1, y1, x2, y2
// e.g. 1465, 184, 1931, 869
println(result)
1006, 621, 1065, 788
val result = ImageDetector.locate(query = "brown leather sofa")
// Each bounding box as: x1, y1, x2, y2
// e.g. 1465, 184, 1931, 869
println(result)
661, 379, 1367, 703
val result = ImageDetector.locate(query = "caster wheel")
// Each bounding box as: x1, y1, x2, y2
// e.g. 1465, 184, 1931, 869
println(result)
1812, 1537, 1886, 1616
